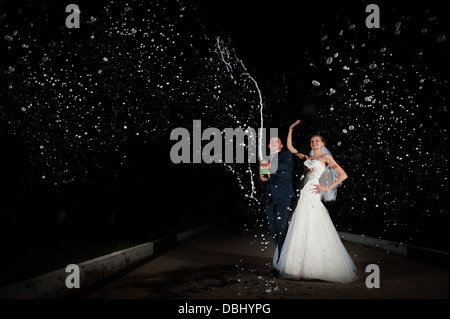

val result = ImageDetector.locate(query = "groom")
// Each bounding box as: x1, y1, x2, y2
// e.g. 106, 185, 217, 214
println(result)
260, 137, 294, 260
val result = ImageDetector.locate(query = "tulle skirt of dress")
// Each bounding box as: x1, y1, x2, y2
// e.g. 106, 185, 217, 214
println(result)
274, 186, 358, 284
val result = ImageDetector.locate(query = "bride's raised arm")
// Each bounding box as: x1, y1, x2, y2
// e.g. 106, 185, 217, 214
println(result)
288, 120, 307, 159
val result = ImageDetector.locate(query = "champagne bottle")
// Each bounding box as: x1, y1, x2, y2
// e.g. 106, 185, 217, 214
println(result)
260, 161, 270, 180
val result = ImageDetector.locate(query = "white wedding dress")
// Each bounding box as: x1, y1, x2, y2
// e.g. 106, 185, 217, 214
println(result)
274, 159, 358, 283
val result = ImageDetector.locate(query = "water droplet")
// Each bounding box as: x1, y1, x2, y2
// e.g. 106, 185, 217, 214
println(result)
312, 80, 320, 86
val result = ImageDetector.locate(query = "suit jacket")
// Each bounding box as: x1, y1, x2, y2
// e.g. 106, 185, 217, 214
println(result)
264, 150, 295, 200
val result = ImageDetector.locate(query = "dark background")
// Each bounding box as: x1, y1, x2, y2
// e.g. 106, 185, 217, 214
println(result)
0, 0, 448, 255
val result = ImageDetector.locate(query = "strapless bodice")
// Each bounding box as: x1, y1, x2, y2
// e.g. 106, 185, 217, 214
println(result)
304, 159, 326, 179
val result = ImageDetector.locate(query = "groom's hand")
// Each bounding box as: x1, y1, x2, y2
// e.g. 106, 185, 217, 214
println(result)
260, 174, 268, 182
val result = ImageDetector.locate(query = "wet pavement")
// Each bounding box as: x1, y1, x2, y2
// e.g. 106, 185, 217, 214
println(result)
83, 223, 448, 299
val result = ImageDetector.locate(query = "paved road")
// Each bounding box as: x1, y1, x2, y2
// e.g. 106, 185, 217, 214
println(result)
83, 223, 448, 300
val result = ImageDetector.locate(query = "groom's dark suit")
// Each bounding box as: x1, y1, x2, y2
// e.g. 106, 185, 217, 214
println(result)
263, 150, 295, 253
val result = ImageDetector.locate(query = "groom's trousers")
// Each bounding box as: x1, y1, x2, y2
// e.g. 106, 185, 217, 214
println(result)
265, 196, 292, 252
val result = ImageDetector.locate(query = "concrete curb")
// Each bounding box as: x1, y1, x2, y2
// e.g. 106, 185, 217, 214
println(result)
0, 223, 214, 299
339, 232, 449, 267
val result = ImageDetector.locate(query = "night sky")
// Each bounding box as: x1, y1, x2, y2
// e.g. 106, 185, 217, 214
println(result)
0, 0, 448, 251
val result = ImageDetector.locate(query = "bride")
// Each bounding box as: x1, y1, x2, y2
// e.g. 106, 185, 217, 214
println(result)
274, 120, 358, 283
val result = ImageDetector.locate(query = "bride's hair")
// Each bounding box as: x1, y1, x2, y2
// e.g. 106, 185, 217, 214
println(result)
311, 135, 326, 146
